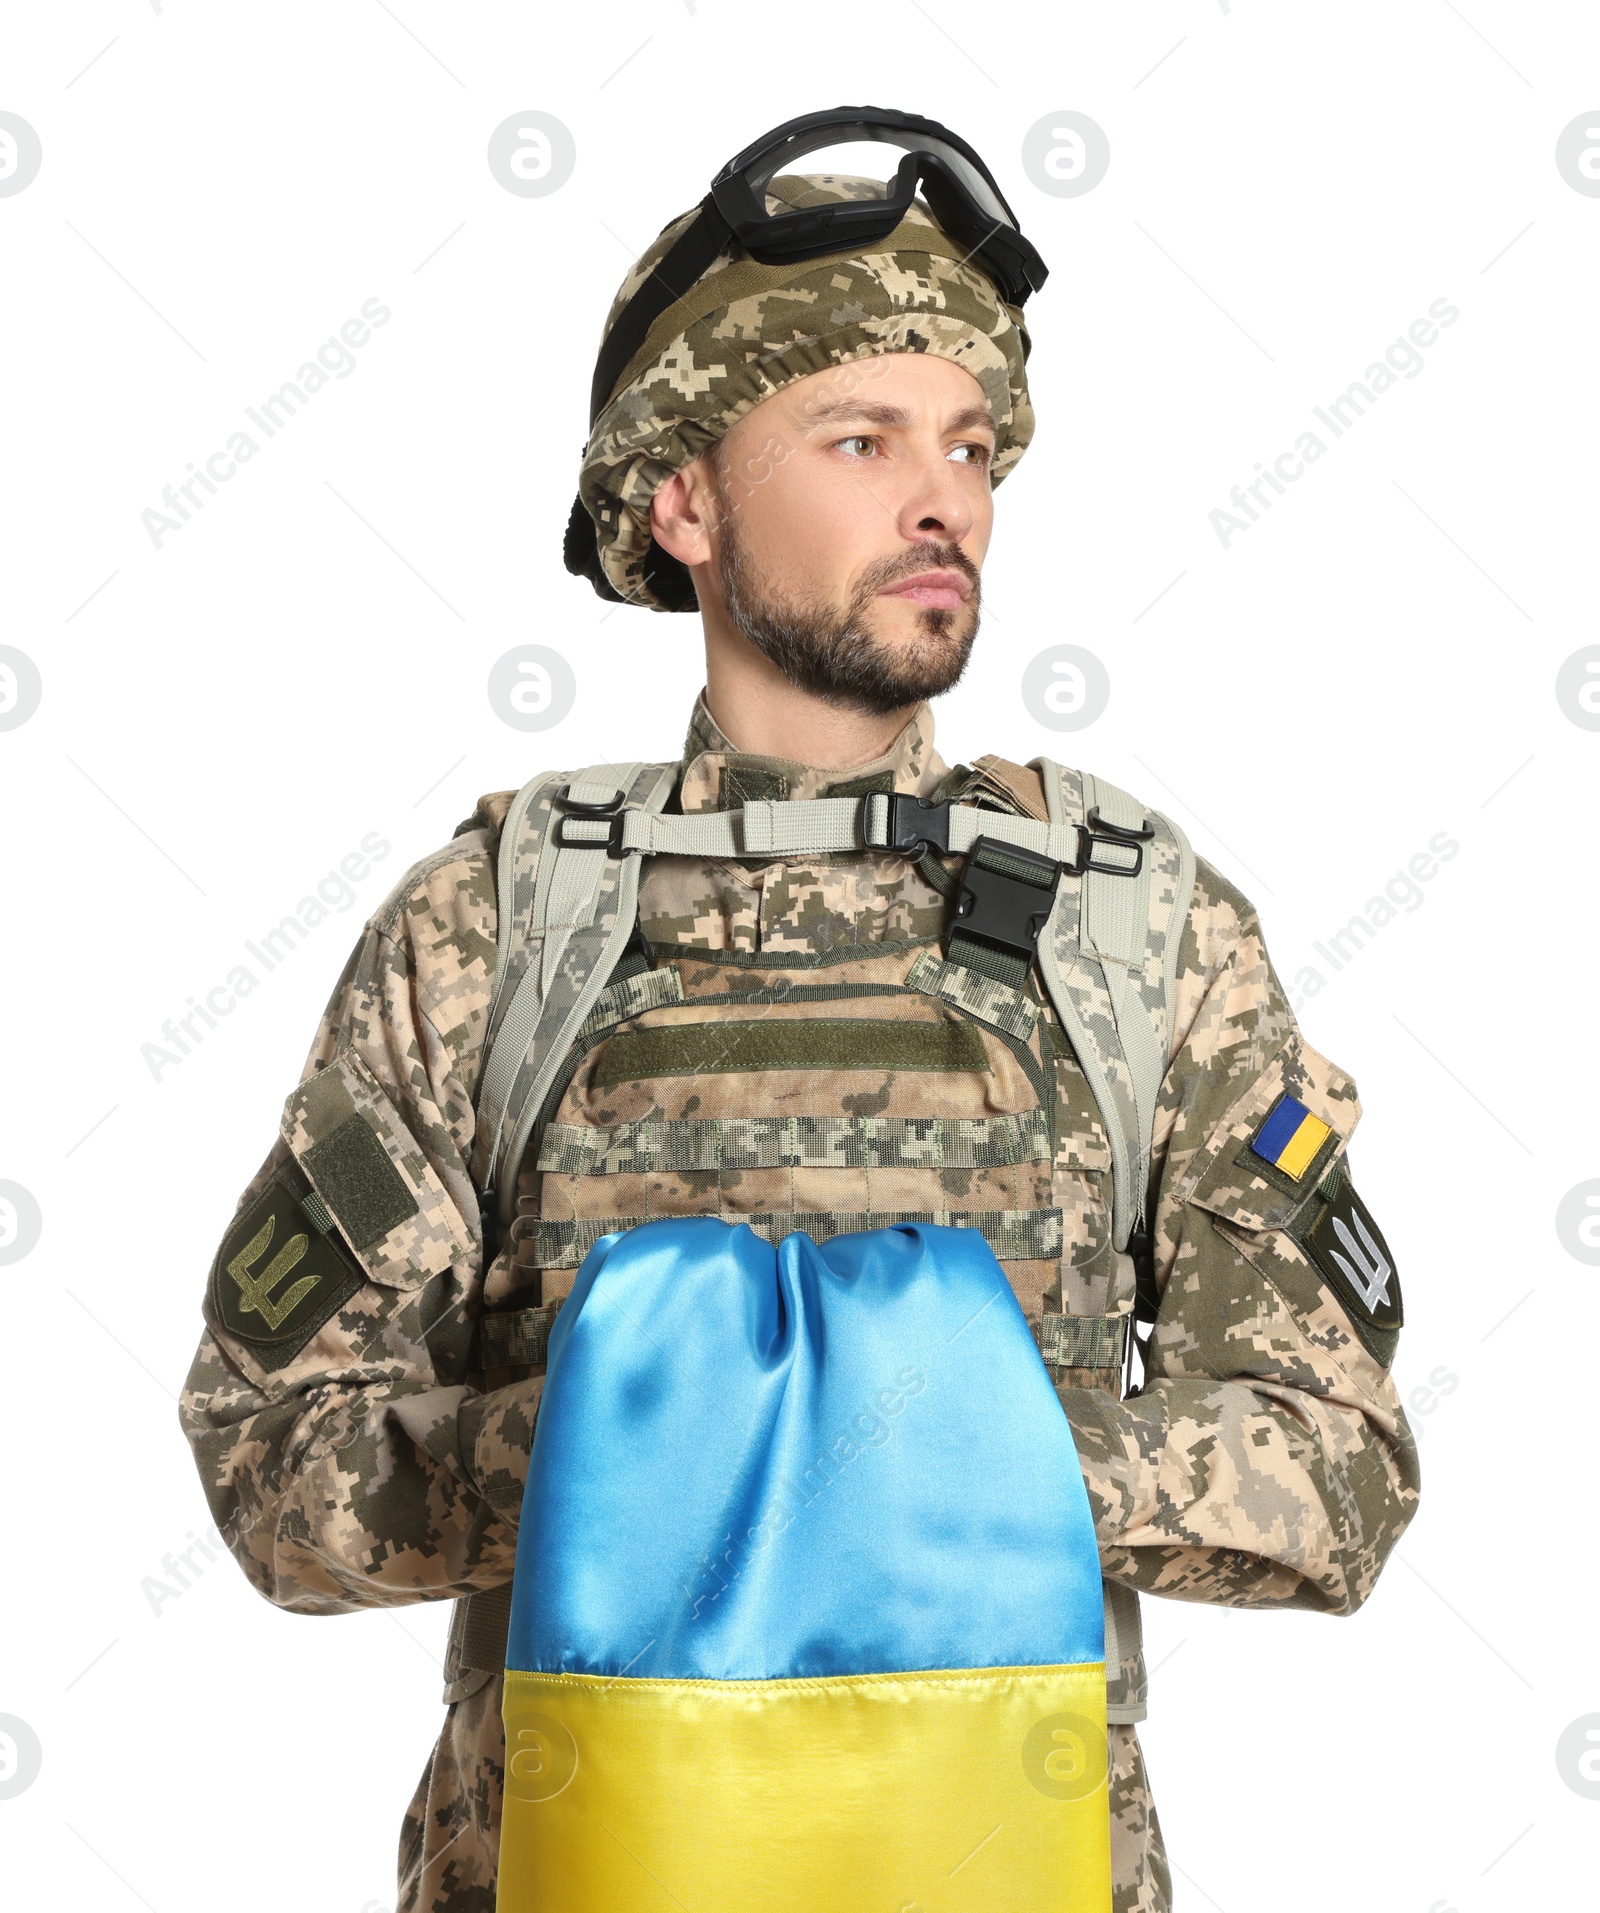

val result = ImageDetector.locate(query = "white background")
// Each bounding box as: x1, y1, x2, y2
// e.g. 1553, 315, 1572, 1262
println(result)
2, 5, 1596, 1910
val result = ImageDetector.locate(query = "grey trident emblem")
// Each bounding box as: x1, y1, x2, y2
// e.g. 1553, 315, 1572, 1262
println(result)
1327, 1211, 1393, 1313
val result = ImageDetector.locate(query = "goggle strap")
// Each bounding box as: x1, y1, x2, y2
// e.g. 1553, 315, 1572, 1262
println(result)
589, 194, 735, 427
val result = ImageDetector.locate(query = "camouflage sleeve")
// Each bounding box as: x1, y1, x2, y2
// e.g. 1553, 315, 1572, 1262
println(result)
177, 832, 543, 1616
1060, 858, 1421, 1614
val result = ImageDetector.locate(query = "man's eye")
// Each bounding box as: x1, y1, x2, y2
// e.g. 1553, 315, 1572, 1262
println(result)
950, 442, 993, 467
836, 434, 878, 457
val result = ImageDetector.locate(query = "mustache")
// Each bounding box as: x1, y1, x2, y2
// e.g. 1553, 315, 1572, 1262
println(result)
855, 545, 980, 601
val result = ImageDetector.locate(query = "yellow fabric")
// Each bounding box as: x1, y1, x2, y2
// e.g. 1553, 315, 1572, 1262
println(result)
499, 1663, 1112, 1911
1277, 1110, 1332, 1180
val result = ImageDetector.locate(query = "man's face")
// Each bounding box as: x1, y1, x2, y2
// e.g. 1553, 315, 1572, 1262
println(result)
688, 353, 997, 715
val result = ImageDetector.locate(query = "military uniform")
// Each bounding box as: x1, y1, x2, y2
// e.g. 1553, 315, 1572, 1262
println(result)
180, 695, 1420, 1913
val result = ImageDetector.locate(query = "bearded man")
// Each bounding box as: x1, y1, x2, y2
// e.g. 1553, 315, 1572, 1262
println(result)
181, 110, 1418, 1913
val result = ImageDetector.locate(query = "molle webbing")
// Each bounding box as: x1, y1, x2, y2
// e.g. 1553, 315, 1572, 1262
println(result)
521, 1208, 1065, 1271
472, 1298, 1123, 1404
447, 1580, 516, 1694
478, 1304, 561, 1373
1035, 1311, 1128, 1371
538, 1110, 1051, 1176
574, 964, 683, 1040
459, 1581, 515, 1670
905, 950, 1039, 1040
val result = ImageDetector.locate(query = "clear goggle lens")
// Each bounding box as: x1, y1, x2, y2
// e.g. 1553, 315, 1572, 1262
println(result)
739, 131, 1015, 231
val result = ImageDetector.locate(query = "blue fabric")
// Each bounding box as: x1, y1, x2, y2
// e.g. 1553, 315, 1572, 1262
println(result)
505, 1218, 1105, 1682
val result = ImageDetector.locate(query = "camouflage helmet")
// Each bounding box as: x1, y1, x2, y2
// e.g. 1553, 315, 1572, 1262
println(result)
567, 172, 1038, 614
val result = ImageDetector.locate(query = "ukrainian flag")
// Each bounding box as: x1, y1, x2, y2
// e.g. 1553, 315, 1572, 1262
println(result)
1248, 1092, 1332, 1182
497, 1218, 1111, 1911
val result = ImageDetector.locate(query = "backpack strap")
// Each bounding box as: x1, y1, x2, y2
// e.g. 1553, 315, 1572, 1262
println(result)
1030, 760, 1196, 1254
471, 760, 679, 1230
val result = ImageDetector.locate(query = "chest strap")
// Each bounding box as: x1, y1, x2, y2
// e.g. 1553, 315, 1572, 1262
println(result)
551, 787, 1143, 872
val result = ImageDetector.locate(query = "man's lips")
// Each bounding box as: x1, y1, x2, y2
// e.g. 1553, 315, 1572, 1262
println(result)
878, 569, 972, 609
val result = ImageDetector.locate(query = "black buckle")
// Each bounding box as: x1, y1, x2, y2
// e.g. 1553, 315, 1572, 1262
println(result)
551, 783, 628, 853
879, 793, 951, 855
953, 837, 1062, 960
1072, 807, 1154, 878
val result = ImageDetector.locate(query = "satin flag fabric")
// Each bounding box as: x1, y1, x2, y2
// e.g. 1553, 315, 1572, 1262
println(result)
497, 1218, 1111, 1911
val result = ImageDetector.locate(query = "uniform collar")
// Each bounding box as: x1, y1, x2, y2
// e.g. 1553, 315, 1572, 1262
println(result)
677, 691, 947, 814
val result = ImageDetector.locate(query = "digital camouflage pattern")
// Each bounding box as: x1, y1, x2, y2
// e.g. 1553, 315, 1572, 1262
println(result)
179, 695, 1420, 1913
577, 172, 1035, 611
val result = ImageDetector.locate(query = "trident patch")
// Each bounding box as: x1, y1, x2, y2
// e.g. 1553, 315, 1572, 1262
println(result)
1293, 1165, 1402, 1358
209, 1165, 363, 1369
227, 1212, 318, 1330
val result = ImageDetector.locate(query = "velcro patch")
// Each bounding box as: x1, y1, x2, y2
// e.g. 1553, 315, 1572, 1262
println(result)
1248, 1092, 1333, 1182
302, 1113, 418, 1250
592, 1018, 990, 1087
1292, 1165, 1402, 1360
209, 1166, 364, 1370
719, 764, 788, 809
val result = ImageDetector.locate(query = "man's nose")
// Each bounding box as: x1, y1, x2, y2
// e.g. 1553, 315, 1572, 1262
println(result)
893, 446, 979, 547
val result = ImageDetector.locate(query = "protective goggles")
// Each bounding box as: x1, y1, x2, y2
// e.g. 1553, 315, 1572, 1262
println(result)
584, 104, 1048, 430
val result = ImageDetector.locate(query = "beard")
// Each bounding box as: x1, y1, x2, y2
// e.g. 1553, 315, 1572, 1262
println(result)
710, 491, 981, 718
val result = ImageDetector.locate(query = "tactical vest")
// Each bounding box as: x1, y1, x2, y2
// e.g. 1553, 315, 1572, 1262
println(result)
444, 752, 1196, 1733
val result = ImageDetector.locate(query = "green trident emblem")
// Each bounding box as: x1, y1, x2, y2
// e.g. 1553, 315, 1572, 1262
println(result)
227, 1211, 319, 1331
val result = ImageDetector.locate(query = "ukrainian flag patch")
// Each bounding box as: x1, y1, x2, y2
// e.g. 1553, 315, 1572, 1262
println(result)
1248, 1092, 1332, 1181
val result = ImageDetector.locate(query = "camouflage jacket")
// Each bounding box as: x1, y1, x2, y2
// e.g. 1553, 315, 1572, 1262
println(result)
180, 695, 1420, 1913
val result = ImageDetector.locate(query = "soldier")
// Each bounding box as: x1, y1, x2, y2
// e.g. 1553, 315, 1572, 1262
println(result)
181, 108, 1419, 1912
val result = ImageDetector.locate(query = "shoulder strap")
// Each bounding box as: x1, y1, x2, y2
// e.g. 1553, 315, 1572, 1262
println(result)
471, 760, 679, 1227
1031, 760, 1196, 1253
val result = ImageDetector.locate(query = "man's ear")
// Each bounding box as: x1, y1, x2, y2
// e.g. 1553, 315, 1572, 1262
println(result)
651, 455, 720, 569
